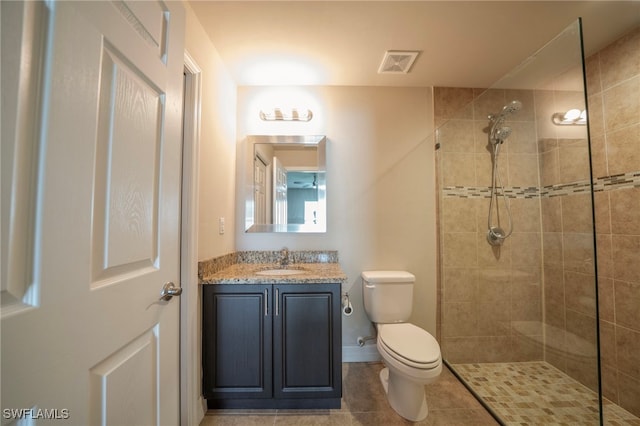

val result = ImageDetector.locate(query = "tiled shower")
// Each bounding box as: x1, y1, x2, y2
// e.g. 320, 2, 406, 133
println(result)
436, 22, 640, 424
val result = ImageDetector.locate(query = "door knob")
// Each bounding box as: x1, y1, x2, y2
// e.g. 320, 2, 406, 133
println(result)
160, 282, 182, 301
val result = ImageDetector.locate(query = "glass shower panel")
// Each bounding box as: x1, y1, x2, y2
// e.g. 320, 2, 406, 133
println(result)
436, 19, 606, 424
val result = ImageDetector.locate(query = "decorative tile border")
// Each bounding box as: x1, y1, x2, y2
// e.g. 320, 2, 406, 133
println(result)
443, 171, 640, 199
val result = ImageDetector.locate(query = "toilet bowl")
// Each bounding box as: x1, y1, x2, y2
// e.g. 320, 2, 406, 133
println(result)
376, 323, 442, 421
361, 271, 442, 422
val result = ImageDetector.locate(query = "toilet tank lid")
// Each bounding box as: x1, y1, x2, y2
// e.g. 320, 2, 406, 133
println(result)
361, 271, 415, 283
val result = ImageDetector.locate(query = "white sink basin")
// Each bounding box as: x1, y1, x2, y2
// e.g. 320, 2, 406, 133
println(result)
256, 268, 306, 276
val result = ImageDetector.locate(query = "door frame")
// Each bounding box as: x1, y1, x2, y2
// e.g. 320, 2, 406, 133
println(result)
181, 51, 205, 425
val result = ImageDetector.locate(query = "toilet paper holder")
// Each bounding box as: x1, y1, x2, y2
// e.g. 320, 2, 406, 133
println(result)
342, 292, 353, 316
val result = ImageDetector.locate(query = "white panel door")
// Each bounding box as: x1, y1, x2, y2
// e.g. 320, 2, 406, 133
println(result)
1, 1, 185, 424
272, 156, 288, 226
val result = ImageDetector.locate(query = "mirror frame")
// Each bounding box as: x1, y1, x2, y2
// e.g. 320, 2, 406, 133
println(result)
244, 135, 327, 233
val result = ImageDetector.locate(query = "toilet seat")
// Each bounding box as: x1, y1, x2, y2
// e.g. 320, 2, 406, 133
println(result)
378, 323, 441, 370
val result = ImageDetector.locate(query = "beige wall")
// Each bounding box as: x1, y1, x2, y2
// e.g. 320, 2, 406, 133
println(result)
184, 2, 238, 262
235, 86, 437, 359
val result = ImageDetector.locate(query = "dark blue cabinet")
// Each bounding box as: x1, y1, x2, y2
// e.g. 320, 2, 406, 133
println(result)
203, 283, 342, 409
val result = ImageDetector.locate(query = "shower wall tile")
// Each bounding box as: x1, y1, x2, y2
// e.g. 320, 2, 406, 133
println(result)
615, 325, 640, 379
566, 310, 598, 352
618, 372, 640, 417
538, 137, 558, 154
443, 302, 478, 337
614, 280, 640, 333
606, 123, 640, 176
541, 198, 562, 232
438, 119, 475, 152
444, 267, 478, 303
566, 356, 599, 393
593, 192, 611, 234
476, 336, 512, 363
599, 27, 640, 90
589, 134, 608, 179
543, 266, 565, 329
601, 364, 618, 403
510, 334, 543, 361
443, 232, 478, 268
476, 235, 511, 268
473, 119, 492, 153
539, 149, 559, 187
596, 233, 614, 279
597, 277, 615, 322
505, 89, 535, 122
561, 193, 593, 233
599, 320, 617, 368
542, 232, 563, 268
510, 198, 541, 232
441, 152, 476, 186
508, 153, 539, 187
473, 89, 506, 121
508, 122, 538, 154
603, 76, 640, 132
563, 271, 597, 316
562, 233, 596, 275
477, 268, 511, 303
611, 235, 640, 283
442, 198, 478, 232
442, 337, 479, 363
434, 87, 474, 120
585, 53, 602, 96
609, 186, 640, 235
477, 301, 510, 336
510, 232, 541, 267
557, 139, 590, 183
475, 152, 507, 187
587, 93, 605, 137
534, 89, 558, 141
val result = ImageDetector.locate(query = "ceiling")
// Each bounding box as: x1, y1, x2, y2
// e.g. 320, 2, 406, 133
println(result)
188, 1, 640, 88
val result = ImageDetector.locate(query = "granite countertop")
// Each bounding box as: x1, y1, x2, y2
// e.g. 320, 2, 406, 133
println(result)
200, 262, 347, 284
198, 250, 348, 285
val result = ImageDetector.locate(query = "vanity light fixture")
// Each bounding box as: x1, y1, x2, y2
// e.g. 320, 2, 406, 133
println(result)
259, 108, 313, 122
552, 109, 587, 126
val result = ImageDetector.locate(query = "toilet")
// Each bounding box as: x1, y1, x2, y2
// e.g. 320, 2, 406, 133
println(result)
361, 270, 442, 422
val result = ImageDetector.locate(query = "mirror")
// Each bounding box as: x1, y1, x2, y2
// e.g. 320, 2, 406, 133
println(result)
245, 135, 326, 233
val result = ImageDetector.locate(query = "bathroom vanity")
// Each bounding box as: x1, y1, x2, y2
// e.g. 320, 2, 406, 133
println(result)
199, 252, 346, 409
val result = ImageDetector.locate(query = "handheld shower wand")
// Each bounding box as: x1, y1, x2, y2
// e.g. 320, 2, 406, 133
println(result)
486, 100, 521, 246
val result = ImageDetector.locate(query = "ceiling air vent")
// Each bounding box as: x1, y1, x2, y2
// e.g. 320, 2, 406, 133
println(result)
378, 50, 420, 74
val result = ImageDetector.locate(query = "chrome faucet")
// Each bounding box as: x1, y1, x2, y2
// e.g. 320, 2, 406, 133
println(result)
280, 247, 290, 268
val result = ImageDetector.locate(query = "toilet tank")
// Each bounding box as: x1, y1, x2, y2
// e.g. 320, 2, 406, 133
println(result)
361, 271, 415, 323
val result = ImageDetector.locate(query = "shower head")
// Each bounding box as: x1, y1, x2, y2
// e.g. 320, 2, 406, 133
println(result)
493, 126, 512, 143
500, 100, 522, 117
489, 100, 521, 144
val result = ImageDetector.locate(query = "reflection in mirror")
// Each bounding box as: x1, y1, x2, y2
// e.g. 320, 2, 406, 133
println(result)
246, 135, 326, 233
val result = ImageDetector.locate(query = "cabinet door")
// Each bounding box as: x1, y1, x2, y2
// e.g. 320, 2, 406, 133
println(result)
202, 285, 272, 399
273, 284, 342, 399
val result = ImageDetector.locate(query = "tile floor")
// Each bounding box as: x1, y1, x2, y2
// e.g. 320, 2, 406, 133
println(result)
200, 362, 498, 425
453, 362, 640, 426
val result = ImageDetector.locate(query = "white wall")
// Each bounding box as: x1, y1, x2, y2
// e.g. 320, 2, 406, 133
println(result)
184, 2, 238, 262
236, 86, 437, 360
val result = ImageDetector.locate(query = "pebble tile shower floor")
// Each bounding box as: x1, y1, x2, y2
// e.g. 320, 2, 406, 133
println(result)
453, 362, 640, 425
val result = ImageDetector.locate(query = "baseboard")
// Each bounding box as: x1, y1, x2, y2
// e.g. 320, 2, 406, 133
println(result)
342, 344, 381, 362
